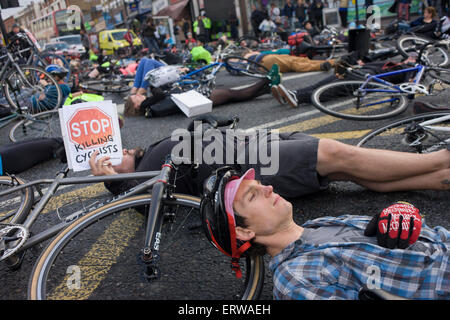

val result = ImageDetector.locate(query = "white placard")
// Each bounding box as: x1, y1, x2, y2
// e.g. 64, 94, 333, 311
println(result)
59, 100, 123, 172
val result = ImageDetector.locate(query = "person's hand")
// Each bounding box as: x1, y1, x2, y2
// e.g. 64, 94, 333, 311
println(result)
89, 150, 117, 176
364, 202, 422, 249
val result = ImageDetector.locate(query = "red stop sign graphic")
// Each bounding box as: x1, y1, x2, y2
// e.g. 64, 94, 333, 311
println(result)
67, 107, 114, 148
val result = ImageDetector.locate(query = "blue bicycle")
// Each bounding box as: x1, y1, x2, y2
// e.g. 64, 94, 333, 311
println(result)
311, 56, 450, 121
164, 54, 269, 97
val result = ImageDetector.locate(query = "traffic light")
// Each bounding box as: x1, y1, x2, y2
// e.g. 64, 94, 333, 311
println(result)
0, 0, 20, 9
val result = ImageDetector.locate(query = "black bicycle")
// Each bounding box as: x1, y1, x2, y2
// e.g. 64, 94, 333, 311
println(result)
0, 117, 265, 300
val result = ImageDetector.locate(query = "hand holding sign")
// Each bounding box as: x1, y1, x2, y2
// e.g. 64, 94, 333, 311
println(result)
89, 150, 117, 176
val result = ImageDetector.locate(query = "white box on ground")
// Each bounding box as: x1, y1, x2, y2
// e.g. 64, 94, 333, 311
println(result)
170, 90, 213, 117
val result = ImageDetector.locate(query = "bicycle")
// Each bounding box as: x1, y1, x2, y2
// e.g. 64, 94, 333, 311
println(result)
310, 47, 450, 121
7, 33, 71, 83
0, 117, 265, 300
357, 111, 450, 153
396, 36, 450, 67
0, 52, 63, 143
170, 52, 269, 96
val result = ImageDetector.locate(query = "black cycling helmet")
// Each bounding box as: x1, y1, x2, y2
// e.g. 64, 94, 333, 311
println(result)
200, 166, 254, 278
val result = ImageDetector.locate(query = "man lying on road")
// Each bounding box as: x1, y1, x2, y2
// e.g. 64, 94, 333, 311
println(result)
199, 167, 449, 299
89, 124, 450, 199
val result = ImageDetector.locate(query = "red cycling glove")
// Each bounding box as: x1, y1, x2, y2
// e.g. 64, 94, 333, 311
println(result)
364, 202, 422, 249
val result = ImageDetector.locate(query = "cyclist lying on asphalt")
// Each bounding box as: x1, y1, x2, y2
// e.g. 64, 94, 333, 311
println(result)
199, 167, 449, 299
124, 64, 283, 117
89, 126, 450, 199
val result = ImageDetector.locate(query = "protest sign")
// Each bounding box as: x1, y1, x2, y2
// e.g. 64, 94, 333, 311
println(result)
59, 101, 123, 172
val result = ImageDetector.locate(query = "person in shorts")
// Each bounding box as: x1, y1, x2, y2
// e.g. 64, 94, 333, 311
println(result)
89, 126, 450, 199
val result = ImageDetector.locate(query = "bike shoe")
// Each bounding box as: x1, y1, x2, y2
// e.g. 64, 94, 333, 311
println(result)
320, 61, 332, 71
271, 85, 286, 105
267, 63, 281, 87
277, 84, 298, 108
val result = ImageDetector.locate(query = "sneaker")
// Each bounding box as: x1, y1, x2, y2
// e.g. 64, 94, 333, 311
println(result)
267, 63, 281, 87
320, 61, 332, 71
271, 85, 287, 104
277, 84, 298, 108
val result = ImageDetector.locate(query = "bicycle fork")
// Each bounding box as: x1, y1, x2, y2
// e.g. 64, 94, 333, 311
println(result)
139, 160, 173, 282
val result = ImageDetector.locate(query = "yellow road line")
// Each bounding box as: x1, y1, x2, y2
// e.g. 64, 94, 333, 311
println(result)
42, 183, 106, 215
48, 209, 144, 300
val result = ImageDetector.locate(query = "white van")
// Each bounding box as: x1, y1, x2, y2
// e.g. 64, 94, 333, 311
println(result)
51, 35, 86, 54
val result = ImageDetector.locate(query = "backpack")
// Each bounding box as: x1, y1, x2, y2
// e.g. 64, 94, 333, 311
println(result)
287, 32, 308, 46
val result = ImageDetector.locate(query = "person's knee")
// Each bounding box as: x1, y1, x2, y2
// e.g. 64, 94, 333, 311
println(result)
317, 139, 357, 175
438, 168, 450, 190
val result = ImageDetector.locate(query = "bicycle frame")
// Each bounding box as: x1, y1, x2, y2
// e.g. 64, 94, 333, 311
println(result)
360, 64, 426, 95
0, 166, 162, 253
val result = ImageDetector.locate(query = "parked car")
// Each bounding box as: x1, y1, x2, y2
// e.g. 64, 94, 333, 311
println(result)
43, 42, 79, 57
98, 29, 142, 55
51, 35, 86, 55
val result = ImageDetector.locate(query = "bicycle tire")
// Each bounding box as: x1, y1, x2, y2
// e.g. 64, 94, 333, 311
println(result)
311, 80, 409, 121
28, 194, 265, 300
79, 79, 131, 94
0, 175, 34, 225
224, 56, 269, 78
419, 45, 450, 67
3, 65, 63, 113
396, 35, 431, 58
9, 109, 61, 143
428, 67, 450, 85
34, 53, 71, 83
357, 111, 450, 153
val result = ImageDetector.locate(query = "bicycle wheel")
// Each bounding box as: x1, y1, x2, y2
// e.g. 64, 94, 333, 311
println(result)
3, 65, 63, 114
357, 112, 450, 153
9, 109, 61, 142
29, 194, 265, 300
34, 53, 71, 83
224, 56, 269, 78
396, 35, 431, 58
0, 176, 34, 225
419, 45, 450, 67
79, 79, 131, 94
311, 80, 409, 121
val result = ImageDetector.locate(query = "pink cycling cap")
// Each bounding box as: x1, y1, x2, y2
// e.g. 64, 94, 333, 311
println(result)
224, 168, 255, 225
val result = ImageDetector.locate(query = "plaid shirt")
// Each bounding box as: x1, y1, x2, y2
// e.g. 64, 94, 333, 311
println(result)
269, 215, 449, 300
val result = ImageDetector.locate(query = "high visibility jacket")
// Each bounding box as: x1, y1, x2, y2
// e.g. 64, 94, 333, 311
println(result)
202, 17, 211, 29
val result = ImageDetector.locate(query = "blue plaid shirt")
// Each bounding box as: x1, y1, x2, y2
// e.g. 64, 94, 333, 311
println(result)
269, 215, 449, 300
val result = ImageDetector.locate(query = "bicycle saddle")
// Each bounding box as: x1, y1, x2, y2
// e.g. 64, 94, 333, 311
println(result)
187, 115, 239, 132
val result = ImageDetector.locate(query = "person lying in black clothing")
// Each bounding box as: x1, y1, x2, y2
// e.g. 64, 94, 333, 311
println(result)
89, 122, 450, 200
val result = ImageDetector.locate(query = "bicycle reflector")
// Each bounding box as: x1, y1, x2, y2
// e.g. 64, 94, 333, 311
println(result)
200, 167, 253, 278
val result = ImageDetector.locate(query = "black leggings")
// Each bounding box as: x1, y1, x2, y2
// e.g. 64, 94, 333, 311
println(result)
0, 138, 63, 175
141, 78, 271, 117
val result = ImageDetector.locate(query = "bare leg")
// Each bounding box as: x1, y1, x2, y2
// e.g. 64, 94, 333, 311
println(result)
317, 139, 450, 184
328, 169, 450, 191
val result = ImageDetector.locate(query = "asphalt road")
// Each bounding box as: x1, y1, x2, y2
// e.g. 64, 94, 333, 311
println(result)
0, 66, 449, 300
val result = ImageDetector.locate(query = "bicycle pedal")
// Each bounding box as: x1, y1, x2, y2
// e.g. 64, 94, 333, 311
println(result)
4, 251, 26, 271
